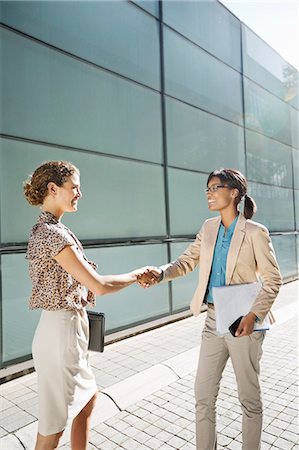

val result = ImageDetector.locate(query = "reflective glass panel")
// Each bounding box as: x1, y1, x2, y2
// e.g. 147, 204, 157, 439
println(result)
0, 28, 162, 163
249, 183, 295, 232
242, 25, 298, 109
131, 0, 159, 17
170, 242, 199, 312
293, 149, 299, 189
0, 138, 166, 243
271, 235, 297, 280
85, 244, 169, 331
246, 130, 293, 187
163, 0, 241, 71
1, 253, 41, 365
294, 190, 299, 230
166, 97, 245, 172
244, 78, 292, 146
168, 168, 217, 236
164, 27, 243, 124
291, 107, 299, 149
0, 1, 160, 89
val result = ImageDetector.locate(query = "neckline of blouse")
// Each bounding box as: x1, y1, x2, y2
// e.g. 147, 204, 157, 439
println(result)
38, 210, 61, 225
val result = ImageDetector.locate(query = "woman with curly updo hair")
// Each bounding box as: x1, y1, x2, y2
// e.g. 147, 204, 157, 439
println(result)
24, 161, 147, 450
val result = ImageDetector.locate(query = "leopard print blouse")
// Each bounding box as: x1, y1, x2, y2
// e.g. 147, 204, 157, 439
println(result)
27, 211, 97, 310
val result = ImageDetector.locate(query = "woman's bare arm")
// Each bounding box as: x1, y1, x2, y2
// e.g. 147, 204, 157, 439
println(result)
54, 245, 139, 295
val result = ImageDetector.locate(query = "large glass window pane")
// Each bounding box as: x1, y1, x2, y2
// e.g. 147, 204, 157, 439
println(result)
244, 78, 292, 146
164, 27, 243, 124
168, 168, 217, 236
271, 235, 297, 280
131, 0, 159, 17
85, 244, 169, 331
0, 1, 160, 90
294, 190, 299, 231
246, 130, 293, 187
163, 0, 241, 71
291, 107, 299, 149
1, 253, 41, 366
0, 138, 166, 243
293, 149, 299, 189
249, 182, 295, 232
242, 25, 298, 109
170, 242, 199, 312
166, 97, 245, 172
0, 28, 162, 163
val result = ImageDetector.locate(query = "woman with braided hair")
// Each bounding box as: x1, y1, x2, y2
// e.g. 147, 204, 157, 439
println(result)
138, 168, 282, 450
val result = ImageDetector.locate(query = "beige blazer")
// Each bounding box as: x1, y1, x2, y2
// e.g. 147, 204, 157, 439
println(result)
161, 213, 282, 323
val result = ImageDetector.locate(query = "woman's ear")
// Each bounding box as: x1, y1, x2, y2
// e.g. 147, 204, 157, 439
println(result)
47, 182, 58, 196
232, 188, 239, 200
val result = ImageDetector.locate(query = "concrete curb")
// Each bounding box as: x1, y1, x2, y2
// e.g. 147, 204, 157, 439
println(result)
103, 364, 179, 411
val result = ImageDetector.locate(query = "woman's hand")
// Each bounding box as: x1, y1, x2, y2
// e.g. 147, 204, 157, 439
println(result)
129, 266, 159, 283
235, 312, 257, 337
136, 267, 162, 288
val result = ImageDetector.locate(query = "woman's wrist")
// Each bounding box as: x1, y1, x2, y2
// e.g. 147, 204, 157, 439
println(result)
128, 271, 138, 284
247, 312, 257, 321
157, 269, 164, 282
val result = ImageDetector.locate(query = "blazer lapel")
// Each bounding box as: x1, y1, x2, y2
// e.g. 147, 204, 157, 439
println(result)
226, 213, 246, 285
204, 216, 221, 274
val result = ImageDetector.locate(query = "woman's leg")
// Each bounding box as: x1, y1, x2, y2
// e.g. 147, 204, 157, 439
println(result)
71, 392, 98, 450
34, 431, 63, 450
226, 332, 265, 450
195, 306, 229, 450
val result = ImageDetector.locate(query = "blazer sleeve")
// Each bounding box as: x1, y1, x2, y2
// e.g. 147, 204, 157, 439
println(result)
160, 224, 204, 282
249, 225, 282, 322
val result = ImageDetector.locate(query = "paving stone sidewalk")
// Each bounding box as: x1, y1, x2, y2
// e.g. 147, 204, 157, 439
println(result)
0, 281, 298, 449
84, 313, 298, 450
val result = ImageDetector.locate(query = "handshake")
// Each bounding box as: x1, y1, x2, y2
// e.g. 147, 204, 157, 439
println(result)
136, 266, 163, 288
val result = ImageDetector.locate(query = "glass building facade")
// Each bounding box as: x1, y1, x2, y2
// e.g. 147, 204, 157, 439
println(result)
0, 0, 298, 371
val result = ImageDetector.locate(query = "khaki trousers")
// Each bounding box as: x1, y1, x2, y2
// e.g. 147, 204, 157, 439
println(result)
195, 304, 265, 450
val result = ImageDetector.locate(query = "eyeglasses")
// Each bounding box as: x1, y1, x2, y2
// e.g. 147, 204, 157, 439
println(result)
204, 185, 231, 193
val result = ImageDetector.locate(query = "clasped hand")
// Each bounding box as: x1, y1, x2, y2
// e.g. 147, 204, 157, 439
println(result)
235, 312, 257, 337
136, 266, 162, 288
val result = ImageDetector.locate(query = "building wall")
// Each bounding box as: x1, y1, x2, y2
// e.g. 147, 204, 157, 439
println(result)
0, 0, 298, 369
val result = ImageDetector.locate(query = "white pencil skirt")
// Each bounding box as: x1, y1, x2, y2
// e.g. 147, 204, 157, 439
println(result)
32, 308, 98, 436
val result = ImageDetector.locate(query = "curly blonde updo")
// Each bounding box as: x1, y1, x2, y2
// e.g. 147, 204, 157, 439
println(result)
24, 161, 80, 206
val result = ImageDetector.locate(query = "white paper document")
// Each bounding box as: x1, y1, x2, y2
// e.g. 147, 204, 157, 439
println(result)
212, 282, 270, 335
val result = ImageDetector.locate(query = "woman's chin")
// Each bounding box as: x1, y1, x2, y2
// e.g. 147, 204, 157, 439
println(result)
68, 204, 78, 212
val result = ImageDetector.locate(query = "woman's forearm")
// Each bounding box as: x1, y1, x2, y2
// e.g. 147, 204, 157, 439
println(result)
98, 272, 137, 295
54, 245, 138, 296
